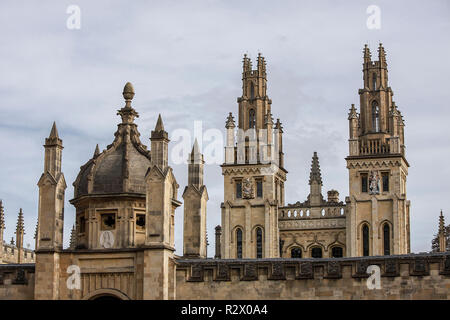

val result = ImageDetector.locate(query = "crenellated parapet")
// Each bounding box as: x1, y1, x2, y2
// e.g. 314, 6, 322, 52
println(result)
175, 253, 450, 299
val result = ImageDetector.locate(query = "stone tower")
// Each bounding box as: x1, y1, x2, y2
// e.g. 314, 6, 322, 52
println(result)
346, 44, 410, 257
220, 54, 287, 259
144, 112, 181, 300
182, 139, 208, 258
36, 122, 66, 251
35, 122, 67, 299
15, 208, 25, 263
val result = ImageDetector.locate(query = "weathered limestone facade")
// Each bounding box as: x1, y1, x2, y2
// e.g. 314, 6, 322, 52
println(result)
345, 44, 410, 257
0, 45, 445, 300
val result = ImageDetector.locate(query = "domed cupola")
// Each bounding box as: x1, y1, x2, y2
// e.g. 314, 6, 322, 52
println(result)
72, 82, 152, 199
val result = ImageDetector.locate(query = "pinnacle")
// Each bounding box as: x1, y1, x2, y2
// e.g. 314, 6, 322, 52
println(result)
94, 144, 100, 158
16, 208, 25, 234
192, 138, 200, 154
309, 152, 323, 185
49, 121, 59, 139
225, 112, 235, 128
155, 114, 165, 131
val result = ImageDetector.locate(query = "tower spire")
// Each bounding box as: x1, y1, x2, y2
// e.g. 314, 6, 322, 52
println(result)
49, 121, 59, 139
150, 114, 169, 170
309, 152, 322, 185
44, 122, 63, 177
308, 152, 323, 207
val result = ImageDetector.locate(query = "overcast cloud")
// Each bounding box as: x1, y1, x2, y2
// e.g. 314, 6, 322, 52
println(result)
0, 0, 449, 255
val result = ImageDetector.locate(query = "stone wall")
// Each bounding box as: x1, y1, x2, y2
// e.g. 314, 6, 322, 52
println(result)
1, 243, 35, 264
0, 264, 35, 300
1, 252, 449, 300
176, 252, 450, 300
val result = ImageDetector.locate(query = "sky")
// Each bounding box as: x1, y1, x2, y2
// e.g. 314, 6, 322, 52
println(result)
0, 0, 449, 255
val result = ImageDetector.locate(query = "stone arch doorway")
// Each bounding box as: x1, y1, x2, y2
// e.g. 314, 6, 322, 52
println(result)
83, 288, 130, 300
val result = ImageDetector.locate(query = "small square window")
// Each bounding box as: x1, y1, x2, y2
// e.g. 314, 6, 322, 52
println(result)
101, 213, 116, 230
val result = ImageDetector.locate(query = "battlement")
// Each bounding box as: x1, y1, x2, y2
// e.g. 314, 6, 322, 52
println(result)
176, 252, 450, 300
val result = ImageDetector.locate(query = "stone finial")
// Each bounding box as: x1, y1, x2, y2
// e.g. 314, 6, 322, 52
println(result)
309, 152, 323, 185
117, 82, 139, 124
10, 237, 14, 246
0, 200, 5, 230
348, 104, 358, 119
264, 112, 274, 126
122, 82, 135, 101
225, 112, 235, 129
275, 118, 283, 132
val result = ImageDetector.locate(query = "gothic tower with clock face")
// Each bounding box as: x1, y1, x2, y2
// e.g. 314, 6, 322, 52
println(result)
220, 54, 287, 259
345, 44, 410, 257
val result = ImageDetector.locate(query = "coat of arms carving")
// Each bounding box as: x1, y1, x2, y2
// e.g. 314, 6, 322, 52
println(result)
242, 177, 255, 199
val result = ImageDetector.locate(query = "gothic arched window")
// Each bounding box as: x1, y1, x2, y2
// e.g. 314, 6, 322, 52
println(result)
372, 73, 377, 90
372, 101, 380, 132
256, 227, 263, 258
236, 228, 243, 259
249, 109, 256, 129
291, 247, 302, 258
311, 247, 323, 258
383, 223, 391, 255
331, 246, 343, 258
362, 224, 370, 256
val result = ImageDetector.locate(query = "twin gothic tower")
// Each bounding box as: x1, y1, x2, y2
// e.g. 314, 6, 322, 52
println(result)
33, 44, 410, 298
220, 44, 410, 259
